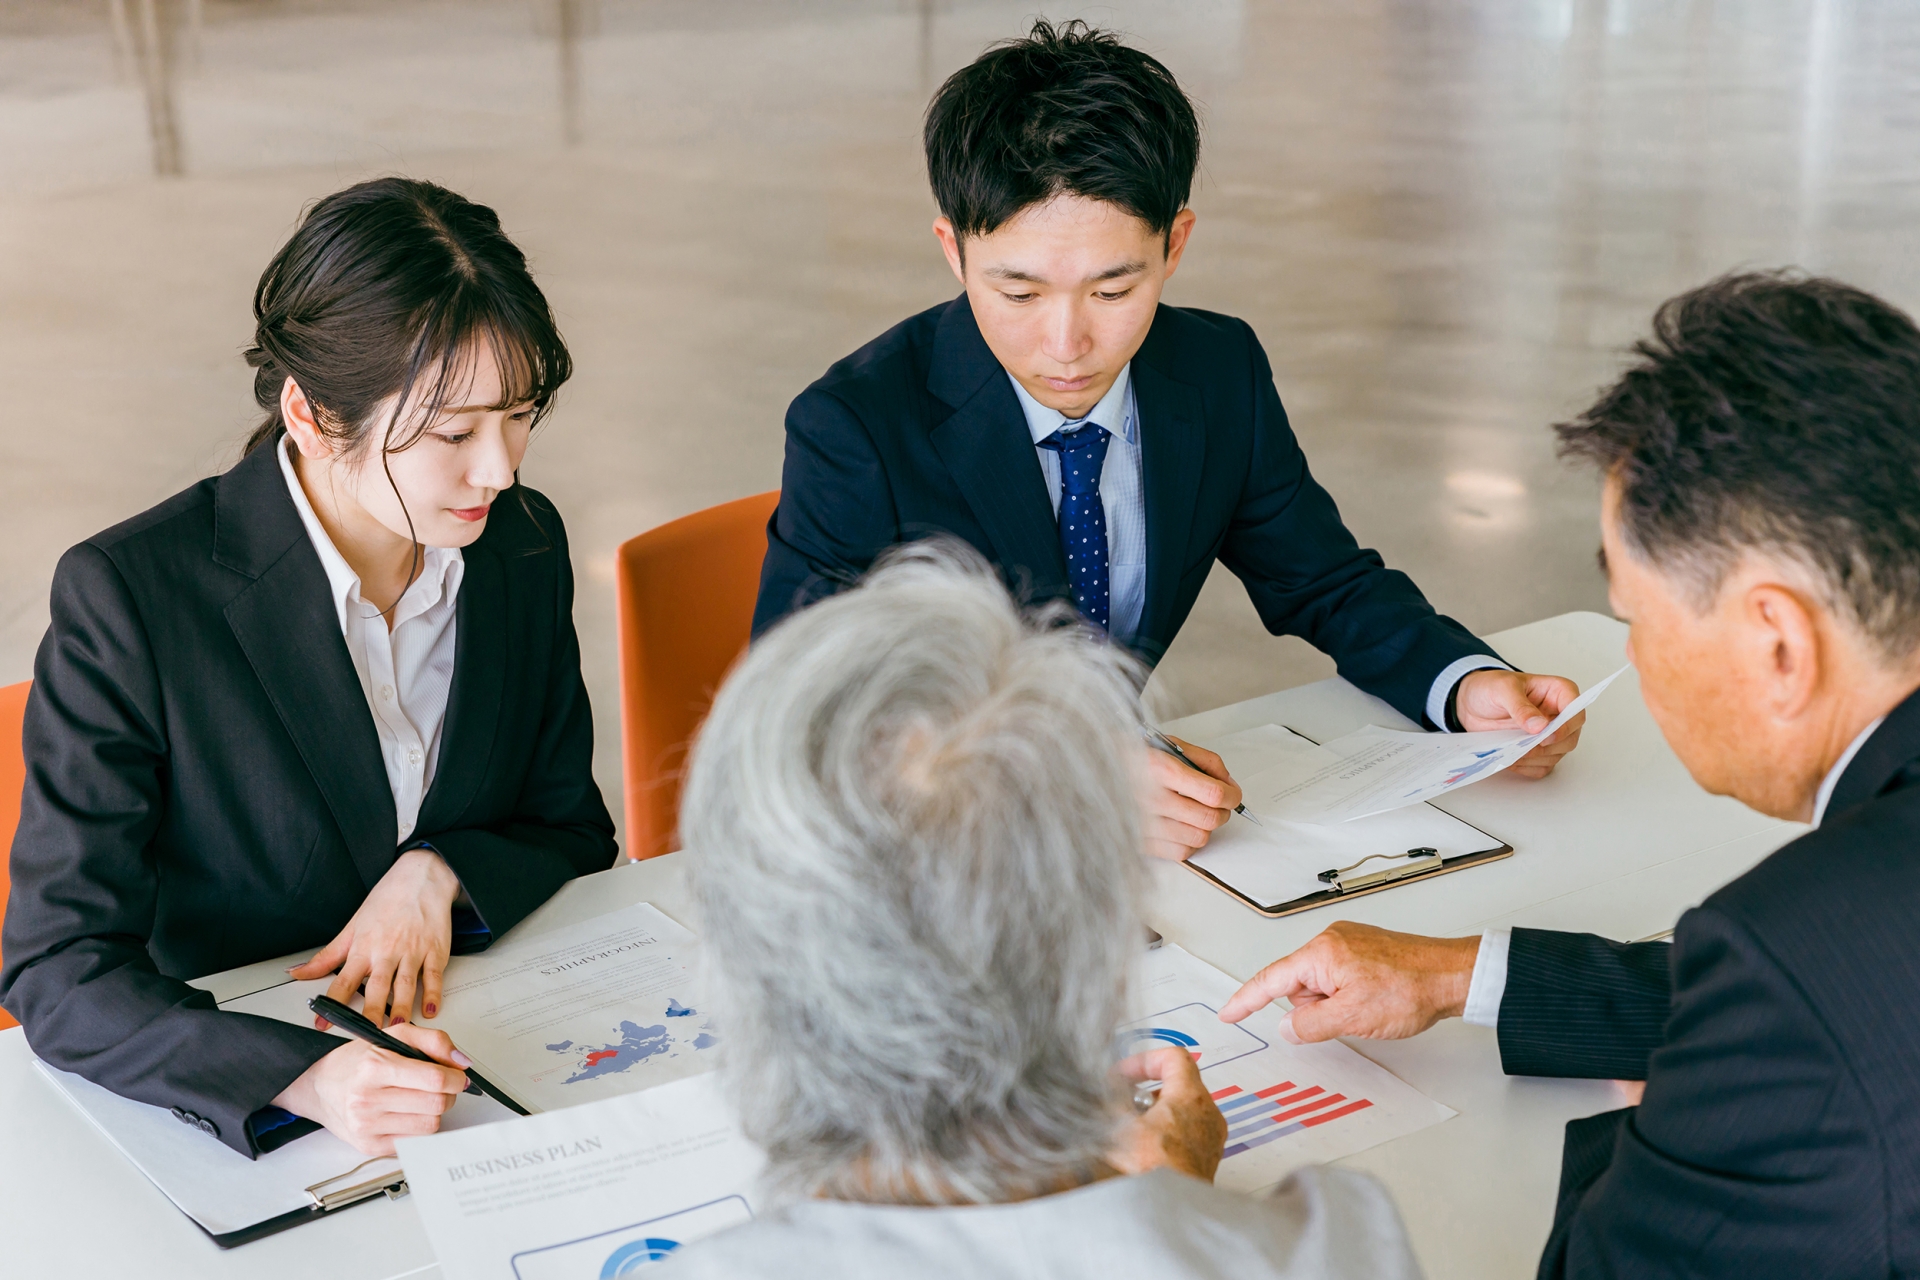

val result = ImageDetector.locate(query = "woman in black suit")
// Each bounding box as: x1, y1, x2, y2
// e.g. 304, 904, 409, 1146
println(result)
0, 178, 618, 1157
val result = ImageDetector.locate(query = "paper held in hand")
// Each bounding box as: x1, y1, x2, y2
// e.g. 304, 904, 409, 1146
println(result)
1241, 665, 1628, 825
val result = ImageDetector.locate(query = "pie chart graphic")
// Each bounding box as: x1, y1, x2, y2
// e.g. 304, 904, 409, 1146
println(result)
600, 1238, 681, 1275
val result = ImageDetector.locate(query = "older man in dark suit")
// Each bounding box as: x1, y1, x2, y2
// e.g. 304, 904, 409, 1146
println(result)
1221, 271, 1920, 1277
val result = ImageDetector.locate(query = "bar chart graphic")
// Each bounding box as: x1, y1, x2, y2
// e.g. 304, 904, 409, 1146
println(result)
1127, 943, 1454, 1191
1214, 1080, 1374, 1159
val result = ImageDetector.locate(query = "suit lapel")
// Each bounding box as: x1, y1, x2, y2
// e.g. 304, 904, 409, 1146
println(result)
926, 298, 1069, 598
1131, 347, 1208, 651
216, 444, 396, 890
418, 541, 506, 830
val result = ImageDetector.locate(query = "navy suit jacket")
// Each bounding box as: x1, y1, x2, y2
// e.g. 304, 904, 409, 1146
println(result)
754, 295, 1495, 726
1497, 686, 1920, 1277
0, 439, 617, 1156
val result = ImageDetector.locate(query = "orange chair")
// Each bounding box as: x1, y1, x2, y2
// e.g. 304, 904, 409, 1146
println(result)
0, 680, 29, 1030
615, 491, 780, 861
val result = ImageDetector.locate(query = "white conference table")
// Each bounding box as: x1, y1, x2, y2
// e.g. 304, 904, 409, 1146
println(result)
0, 610, 1797, 1280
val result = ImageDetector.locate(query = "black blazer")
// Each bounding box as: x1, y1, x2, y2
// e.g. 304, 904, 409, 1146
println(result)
0, 439, 617, 1157
754, 295, 1495, 725
1495, 686, 1920, 1277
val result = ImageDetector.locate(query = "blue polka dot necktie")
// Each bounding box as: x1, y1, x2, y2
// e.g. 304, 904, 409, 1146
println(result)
1037, 422, 1113, 631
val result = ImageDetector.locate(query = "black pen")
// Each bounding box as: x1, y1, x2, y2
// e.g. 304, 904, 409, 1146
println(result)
308, 994, 528, 1113
1144, 728, 1263, 825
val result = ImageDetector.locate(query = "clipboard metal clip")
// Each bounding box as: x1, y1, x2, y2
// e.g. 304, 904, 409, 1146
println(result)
1317, 847, 1440, 894
305, 1156, 410, 1212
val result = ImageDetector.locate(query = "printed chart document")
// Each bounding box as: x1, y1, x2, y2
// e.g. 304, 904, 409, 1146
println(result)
397, 1071, 762, 1280
1128, 945, 1454, 1193
1240, 665, 1627, 824
421, 902, 718, 1114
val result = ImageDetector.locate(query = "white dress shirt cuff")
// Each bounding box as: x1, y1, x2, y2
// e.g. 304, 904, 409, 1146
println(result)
1461, 927, 1512, 1028
1426, 655, 1510, 731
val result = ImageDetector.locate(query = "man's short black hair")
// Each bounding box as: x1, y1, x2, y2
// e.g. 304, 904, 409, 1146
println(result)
924, 19, 1199, 242
1557, 270, 1920, 659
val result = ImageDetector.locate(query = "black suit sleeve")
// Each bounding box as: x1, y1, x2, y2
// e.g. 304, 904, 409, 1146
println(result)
0, 545, 338, 1158
427, 516, 618, 936
1215, 323, 1496, 724
1498, 928, 1674, 1079
752, 390, 897, 636
1539, 906, 1875, 1278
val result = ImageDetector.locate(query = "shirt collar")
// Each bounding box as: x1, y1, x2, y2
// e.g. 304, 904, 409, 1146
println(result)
1007, 364, 1137, 447
277, 434, 461, 635
1812, 714, 1887, 827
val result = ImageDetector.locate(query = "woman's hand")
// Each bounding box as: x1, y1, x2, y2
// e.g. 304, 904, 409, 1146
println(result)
290, 847, 461, 1027
273, 1023, 472, 1156
1108, 1046, 1228, 1182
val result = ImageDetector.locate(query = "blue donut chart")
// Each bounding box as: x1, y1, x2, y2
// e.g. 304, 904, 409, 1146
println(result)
600, 1237, 682, 1274
1122, 1026, 1201, 1050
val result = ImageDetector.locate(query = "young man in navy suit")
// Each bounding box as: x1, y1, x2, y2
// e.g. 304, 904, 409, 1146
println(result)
753, 20, 1584, 859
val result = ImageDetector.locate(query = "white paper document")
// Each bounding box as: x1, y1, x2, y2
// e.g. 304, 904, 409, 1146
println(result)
422, 902, 718, 1114
1129, 945, 1455, 1193
1240, 665, 1628, 824
396, 1071, 763, 1280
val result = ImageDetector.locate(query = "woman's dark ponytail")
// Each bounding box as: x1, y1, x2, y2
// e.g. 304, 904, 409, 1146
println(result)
242, 344, 287, 454
240, 177, 571, 458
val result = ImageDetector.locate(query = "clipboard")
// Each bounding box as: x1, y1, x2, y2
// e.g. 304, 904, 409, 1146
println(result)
1182, 725, 1513, 918
35, 1053, 519, 1249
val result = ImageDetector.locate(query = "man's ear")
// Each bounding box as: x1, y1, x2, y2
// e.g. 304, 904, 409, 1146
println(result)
280, 376, 331, 461
1745, 582, 1822, 721
931, 216, 966, 287
1162, 208, 1198, 279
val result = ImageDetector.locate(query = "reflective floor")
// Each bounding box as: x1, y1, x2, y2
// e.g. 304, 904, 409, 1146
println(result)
4, 0, 1918, 837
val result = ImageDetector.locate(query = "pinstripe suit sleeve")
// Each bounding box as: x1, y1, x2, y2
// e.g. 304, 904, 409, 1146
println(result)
1497, 928, 1673, 1079
1539, 905, 1882, 1278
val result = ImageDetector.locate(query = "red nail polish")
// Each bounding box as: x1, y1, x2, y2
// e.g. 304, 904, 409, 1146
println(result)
424, 1004, 437, 1017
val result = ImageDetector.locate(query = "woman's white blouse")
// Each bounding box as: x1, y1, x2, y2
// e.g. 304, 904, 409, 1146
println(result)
277, 436, 462, 846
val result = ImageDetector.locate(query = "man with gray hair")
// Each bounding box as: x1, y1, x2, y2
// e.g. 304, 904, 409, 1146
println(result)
1220, 272, 1920, 1277
663, 543, 1422, 1278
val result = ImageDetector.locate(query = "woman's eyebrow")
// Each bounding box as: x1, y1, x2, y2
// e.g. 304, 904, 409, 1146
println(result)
433, 400, 531, 416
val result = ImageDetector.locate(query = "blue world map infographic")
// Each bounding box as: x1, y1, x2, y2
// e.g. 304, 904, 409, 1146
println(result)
546, 1000, 719, 1084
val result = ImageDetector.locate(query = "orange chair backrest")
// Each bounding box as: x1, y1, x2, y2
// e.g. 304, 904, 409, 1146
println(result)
615, 491, 780, 861
0, 680, 29, 1030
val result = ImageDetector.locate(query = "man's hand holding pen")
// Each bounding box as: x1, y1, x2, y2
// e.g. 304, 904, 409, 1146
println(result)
1142, 735, 1246, 862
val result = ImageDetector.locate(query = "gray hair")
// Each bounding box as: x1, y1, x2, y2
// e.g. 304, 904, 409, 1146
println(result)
680, 541, 1149, 1204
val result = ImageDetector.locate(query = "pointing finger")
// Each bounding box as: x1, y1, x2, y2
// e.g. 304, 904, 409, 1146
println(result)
1219, 954, 1315, 1023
